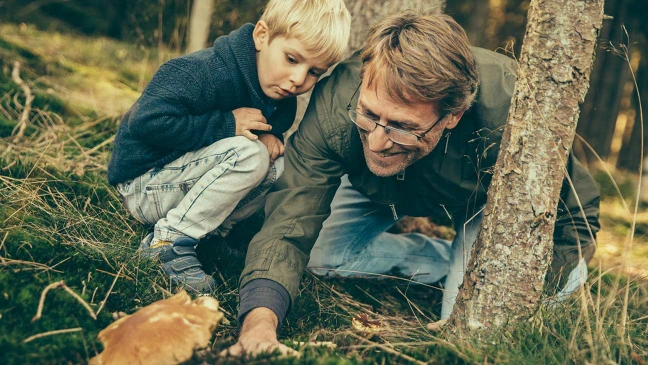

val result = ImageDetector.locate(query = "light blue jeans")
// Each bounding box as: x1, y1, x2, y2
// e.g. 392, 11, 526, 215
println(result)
306, 175, 587, 319
117, 136, 283, 242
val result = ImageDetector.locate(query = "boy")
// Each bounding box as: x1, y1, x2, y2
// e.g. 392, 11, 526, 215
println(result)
107, 0, 351, 293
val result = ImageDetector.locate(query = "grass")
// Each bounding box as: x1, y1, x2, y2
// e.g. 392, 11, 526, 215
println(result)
0, 23, 646, 364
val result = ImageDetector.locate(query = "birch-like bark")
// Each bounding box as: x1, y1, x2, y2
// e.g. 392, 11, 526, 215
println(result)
447, 0, 604, 333
186, 0, 214, 54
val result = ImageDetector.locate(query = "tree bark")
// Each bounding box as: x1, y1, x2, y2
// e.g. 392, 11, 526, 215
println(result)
187, 0, 214, 54
446, 0, 604, 334
344, 0, 446, 53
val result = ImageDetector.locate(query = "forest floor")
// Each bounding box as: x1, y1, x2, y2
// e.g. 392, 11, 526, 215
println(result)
0, 24, 646, 364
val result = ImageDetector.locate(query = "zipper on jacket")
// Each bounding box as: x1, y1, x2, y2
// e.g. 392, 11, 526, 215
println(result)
390, 204, 399, 221
440, 204, 452, 219
396, 170, 405, 181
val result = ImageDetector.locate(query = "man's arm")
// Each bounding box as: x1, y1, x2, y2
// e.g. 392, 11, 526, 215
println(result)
226, 76, 349, 356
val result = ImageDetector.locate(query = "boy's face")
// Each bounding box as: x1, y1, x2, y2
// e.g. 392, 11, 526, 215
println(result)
253, 21, 332, 100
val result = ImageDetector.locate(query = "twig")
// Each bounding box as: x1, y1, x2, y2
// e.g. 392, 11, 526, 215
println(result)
96, 265, 123, 316
2, 160, 17, 171
11, 61, 35, 143
32, 281, 97, 322
23, 327, 83, 343
0, 258, 60, 272
0, 231, 8, 263
346, 331, 427, 365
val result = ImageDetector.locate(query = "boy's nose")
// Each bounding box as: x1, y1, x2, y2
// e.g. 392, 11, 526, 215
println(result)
367, 125, 394, 152
289, 69, 308, 89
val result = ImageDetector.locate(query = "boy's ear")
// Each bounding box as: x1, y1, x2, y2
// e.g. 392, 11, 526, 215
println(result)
253, 21, 269, 51
445, 110, 465, 130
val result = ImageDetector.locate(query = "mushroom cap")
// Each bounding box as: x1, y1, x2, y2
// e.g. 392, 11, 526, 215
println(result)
90, 290, 224, 365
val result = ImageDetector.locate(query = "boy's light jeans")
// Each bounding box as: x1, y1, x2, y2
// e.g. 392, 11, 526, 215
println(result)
307, 175, 587, 319
117, 136, 284, 242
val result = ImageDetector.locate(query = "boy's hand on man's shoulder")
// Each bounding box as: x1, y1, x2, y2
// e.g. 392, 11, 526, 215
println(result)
233, 108, 272, 141
258, 134, 284, 164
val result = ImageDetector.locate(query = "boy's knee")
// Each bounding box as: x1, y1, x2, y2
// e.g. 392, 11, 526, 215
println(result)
231, 137, 270, 181
272, 156, 285, 178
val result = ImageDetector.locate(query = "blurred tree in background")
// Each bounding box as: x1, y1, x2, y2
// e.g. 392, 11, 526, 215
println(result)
0, 0, 646, 174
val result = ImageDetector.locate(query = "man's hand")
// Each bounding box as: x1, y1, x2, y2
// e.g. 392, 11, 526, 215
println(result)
220, 307, 298, 359
232, 108, 272, 141
258, 134, 285, 164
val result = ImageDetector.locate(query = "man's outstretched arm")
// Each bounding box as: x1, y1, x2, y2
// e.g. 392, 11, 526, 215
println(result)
224, 65, 356, 356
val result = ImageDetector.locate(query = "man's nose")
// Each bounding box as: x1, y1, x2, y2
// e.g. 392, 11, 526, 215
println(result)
367, 125, 394, 152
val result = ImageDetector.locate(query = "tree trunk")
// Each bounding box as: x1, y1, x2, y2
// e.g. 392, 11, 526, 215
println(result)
186, 0, 214, 54
344, 0, 446, 53
447, 0, 604, 334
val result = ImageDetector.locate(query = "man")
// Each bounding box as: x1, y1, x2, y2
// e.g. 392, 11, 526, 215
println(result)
224, 11, 600, 356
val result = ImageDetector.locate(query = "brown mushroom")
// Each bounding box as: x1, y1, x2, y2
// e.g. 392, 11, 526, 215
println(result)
90, 290, 224, 365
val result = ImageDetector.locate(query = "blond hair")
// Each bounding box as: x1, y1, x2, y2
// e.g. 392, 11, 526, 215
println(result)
360, 11, 479, 115
261, 0, 351, 65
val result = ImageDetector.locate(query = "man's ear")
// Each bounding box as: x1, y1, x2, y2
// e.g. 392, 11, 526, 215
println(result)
253, 20, 269, 51
445, 110, 465, 130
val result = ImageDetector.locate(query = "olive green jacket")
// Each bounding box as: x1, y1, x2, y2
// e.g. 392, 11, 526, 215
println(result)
239, 48, 600, 304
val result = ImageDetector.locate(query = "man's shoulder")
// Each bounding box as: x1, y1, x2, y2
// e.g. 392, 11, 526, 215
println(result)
469, 47, 517, 130
313, 54, 362, 121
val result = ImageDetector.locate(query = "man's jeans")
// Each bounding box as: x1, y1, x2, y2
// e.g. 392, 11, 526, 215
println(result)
117, 136, 283, 242
307, 175, 588, 319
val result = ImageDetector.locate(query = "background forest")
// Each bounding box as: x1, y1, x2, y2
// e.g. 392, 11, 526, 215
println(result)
0, 0, 646, 364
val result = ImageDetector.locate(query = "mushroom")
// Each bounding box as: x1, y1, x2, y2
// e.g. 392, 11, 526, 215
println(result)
90, 290, 224, 365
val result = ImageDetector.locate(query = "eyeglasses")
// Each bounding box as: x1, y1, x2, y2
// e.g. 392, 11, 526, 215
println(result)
346, 84, 445, 146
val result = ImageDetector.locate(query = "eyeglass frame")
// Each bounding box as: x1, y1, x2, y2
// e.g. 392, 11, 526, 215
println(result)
345, 83, 446, 146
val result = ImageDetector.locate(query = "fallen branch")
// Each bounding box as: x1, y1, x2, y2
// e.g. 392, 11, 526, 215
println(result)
31, 281, 97, 322
11, 61, 35, 143
23, 327, 83, 343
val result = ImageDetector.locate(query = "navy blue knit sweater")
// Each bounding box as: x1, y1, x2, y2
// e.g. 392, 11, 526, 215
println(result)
107, 24, 297, 185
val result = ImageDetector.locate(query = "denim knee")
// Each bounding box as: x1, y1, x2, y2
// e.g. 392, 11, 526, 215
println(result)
230, 137, 270, 184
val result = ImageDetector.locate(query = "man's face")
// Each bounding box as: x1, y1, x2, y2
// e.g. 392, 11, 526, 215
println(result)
356, 77, 462, 177
253, 21, 331, 100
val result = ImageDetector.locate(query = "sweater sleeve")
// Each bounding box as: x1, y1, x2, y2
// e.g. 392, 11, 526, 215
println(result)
124, 57, 236, 152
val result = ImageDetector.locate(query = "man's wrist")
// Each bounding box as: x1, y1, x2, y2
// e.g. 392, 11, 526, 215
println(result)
240, 307, 278, 339
238, 279, 291, 325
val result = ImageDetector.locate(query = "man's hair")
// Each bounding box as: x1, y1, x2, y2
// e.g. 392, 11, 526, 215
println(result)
360, 11, 479, 116
260, 0, 351, 66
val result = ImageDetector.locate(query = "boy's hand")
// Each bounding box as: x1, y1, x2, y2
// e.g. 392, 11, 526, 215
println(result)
258, 134, 284, 164
233, 108, 272, 140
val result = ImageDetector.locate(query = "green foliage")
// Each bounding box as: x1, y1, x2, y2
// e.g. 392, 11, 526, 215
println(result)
594, 169, 637, 201
0, 0, 266, 50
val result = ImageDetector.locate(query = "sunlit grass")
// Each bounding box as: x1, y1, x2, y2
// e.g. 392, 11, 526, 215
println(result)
0, 23, 179, 116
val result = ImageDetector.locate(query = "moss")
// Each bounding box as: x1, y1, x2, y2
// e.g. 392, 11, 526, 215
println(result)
0, 114, 17, 138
